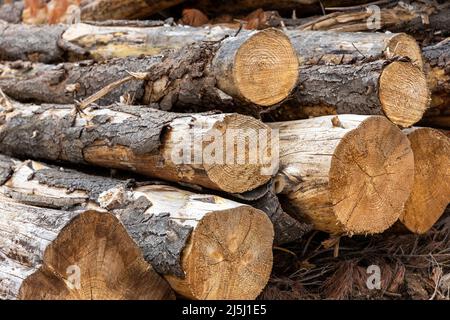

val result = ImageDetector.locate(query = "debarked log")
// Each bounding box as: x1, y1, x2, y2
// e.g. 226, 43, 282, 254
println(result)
286, 59, 430, 128
0, 28, 299, 111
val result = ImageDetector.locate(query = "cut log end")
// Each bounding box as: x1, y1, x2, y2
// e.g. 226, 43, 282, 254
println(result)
204, 114, 275, 193
329, 116, 415, 235
165, 206, 274, 300
19, 210, 175, 300
400, 128, 450, 234
387, 34, 424, 70
379, 61, 429, 127
234, 29, 298, 106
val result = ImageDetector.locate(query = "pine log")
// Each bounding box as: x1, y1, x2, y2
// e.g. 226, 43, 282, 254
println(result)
288, 31, 424, 70
0, 197, 175, 300
0, 57, 155, 106
269, 115, 415, 235
293, 3, 450, 43
289, 59, 430, 128
192, 0, 374, 16
0, 23, 423, 67
0, 156, 274, 300
399, 127, 450, 234
0, 28, 299, 111
0, 101, 277, 193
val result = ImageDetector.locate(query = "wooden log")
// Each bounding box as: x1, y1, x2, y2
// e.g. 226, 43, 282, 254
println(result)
422, 38, 449, 110
269, 115, 415, 235
0, 101, 277, 193
0, 156, 274, 300
290, 59, 430, 128
0, 198, 175, 299
0, 23, 423, 67
0, 1, 22, 23
1, 0, 186, 23
399, 127, 450, 234
288, 31, 424, 70
0, 22, 70, 63
293, 2, 450, 43
0, 28, 299, 111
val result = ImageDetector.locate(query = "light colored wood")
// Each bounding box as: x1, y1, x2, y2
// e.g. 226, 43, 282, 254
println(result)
269, 115, 415, 235
0, 101, 276, 193
400, 128, 450, 234
0, 157, 274, 300
0, 195, 175, 300
212, 28, 298, 106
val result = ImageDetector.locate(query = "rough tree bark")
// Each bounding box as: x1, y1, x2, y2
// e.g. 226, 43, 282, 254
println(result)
419, 39, 450, 128
0, 1, 22, 23
0, 156, 274, 300
0, 195, 175, 299
283, 60, 430, 128
423, 38, 449, 109
0, 28, 299, 113
399, 127, 450, 234
0, 22, 234, 63
269, 115, 415, 235
287, 31, 424, 70
0, 23, 423, 67
0, 100, 277, 193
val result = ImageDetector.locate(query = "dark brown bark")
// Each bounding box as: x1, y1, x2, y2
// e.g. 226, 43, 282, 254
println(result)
268, 59, 429, 128
0, 23, 70, 63
0, 57, 154, 105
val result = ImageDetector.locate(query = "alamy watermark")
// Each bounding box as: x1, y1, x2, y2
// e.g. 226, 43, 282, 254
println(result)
366, 264, 381, 290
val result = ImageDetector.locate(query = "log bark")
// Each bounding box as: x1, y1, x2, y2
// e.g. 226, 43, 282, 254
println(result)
0, 156, 274, 300
0, 1, 22, 23
422, 39, 449, 110
293, 2, 450, 43
269, 115, 415, 235
399, 127, 450, 234
0, 23, 423, 68
0, 197, 175, 299
0, 57, 154, 106
288, 59, 429, 128
0, 100, 277, 193
287, 31, 424, 70
0, 28, 299, 112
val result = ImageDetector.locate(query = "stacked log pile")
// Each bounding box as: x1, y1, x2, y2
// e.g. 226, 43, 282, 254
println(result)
0, 0, 449, 300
